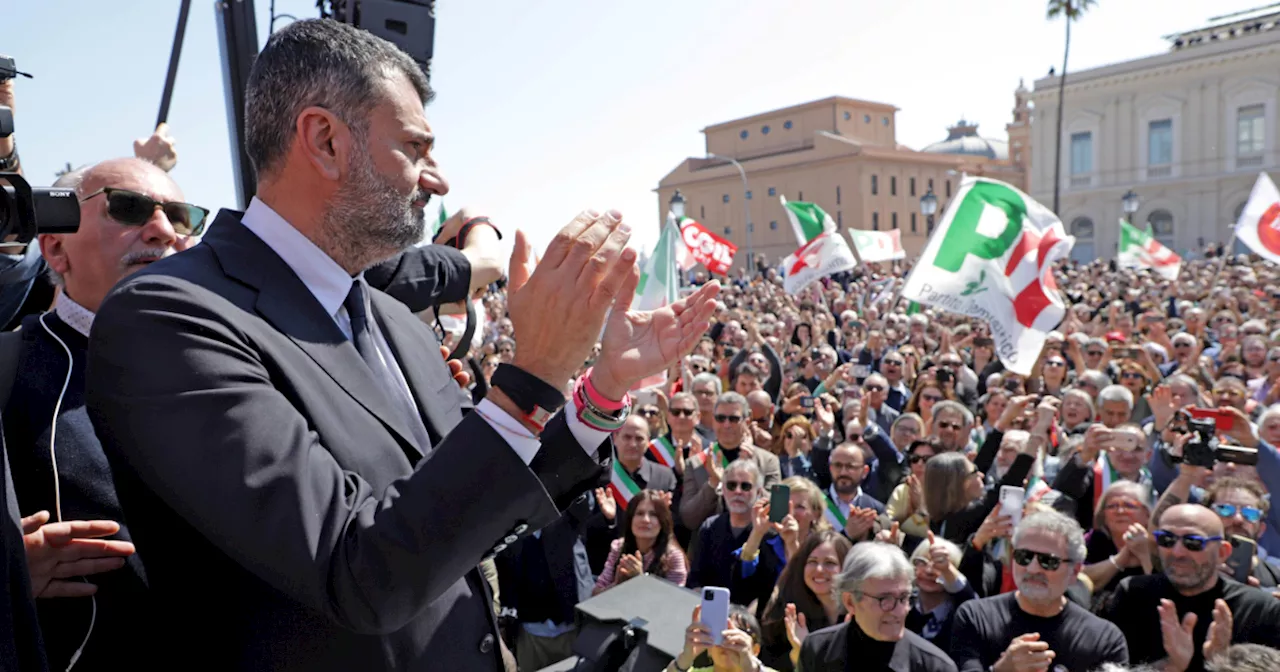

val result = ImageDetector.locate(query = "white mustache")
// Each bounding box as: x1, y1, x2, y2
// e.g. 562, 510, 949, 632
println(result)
121, 248, 169, 266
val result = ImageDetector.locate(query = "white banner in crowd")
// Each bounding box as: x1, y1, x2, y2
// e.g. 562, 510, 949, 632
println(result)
782, 232, 859, 295
1233, 172, 1280, 265
901, 177, 1074, 376
849, 228, 906, 263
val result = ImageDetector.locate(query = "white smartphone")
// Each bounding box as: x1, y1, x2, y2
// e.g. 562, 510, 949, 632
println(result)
999, 486, 1025, 529
699, 587, 732, 646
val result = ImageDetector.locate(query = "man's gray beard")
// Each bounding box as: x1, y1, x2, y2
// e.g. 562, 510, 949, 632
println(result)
322, 148, 426, 272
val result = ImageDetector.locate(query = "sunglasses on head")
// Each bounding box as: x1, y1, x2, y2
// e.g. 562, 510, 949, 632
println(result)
1012, 549, 1064, 571
723, 480, 754, 492
81, 187, 209, 236
1152, 530, 1223, 551
714, 414, 743, 424
669, 408, 696, 417
1211, 503, 1263, 523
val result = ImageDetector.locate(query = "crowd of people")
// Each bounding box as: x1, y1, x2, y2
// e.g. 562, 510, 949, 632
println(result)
4, 17, 1280, 672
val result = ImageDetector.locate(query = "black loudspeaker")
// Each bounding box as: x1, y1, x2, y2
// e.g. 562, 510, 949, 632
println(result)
538, 575, 700, 672
353, 0, 436, 79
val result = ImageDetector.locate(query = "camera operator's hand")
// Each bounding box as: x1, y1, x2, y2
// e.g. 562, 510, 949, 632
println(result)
434, 207, 505, 295
133, 122, 178, 172
0, 73, 14, 158
1219, 406, 1259, 448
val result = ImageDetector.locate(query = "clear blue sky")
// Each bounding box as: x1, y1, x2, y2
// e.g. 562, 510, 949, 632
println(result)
2, 0, 1261, 254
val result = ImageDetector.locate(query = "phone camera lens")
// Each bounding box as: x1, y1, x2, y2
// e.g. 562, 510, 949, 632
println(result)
704, 590, 714, 600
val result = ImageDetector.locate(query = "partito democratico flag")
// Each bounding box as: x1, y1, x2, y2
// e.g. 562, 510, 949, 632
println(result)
782, 231, 858, 295
849, 228, 906, 263
1233, 172, 1280, 265
901, 177, 1074, 376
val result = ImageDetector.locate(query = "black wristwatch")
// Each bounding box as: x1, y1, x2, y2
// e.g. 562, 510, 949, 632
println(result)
491, 363, 565, 430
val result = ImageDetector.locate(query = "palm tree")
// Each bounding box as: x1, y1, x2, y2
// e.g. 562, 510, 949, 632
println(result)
1048, 0, 1097, 216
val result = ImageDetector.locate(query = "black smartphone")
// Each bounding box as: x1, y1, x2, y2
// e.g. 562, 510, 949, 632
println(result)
1225, 535, 1257, 583
800, 395, 814, 409
769, 484, 791, 523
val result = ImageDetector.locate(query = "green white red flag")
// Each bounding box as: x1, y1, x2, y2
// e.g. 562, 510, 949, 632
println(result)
608, 459, 641, 510
1233, 172, 1280, 265
849, 229, 906, 263
781, 196, 837, 245
647, 436, 678, 469
782, 232, 858, 295
900, 177, 1074, 376
628, 221, 683, 390
1117, 219, 1181, 280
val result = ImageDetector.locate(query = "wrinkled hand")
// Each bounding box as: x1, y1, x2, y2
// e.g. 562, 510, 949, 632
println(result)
506, 228, 537, 293
133, 122, 178, 172
973, 508, 1014, 551
1158, 599, 1197, 672
1203, 598, 1233, 663
814, 398, 836, 433
1150, 385, 1178, 431
591, 278, 721, 399
784, 603, 809, 650
707, 451, 724, 489
1122, 523, 1152, 562
22, 511, 135, 598
595, 487, 617, 521
927, 530, 957, 582
750, 498, 772, 533
507, 211, 636, 391
993, 633, 1054, 672
777, 514, 800, 551
996, 395, 1038, 432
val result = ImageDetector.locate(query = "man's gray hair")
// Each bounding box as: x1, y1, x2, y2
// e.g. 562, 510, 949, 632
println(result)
1062, 388, 1096, 418
1012, 511, 1087, 564
1205, 643, 1280, 672
1079, 370, 1111, 391
244, 19, 432, 180
692, 372, 723, 395
932, 400, 974, 427
1165, 374, 1200, 397
669, 391, 698, 407
724, 458, 763, 490
1001, 429, 1031, 452
833, 542, 912, 601
715, 391, 748, 413
1098, 384, 1135, 411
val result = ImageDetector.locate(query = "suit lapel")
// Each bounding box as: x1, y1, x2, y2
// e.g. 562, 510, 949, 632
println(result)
203, 212, 423, 454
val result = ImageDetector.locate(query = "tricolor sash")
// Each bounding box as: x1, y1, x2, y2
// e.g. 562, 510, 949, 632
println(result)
609, 460, 642, 510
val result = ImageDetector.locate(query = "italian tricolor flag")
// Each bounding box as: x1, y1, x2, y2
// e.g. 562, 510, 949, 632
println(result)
609, 460, 641, 510
647, 436, 678, 468
823, 492, 848, 529
781, 196, 837, 245
1117, 219, 1181, 280
628, 221, 684, 390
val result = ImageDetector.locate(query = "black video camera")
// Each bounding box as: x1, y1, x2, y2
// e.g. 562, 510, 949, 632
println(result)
1180, 416, 1259, 468
0, 103, 80, 243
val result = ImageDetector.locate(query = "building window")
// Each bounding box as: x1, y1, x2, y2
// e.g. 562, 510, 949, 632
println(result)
882, 117, 889, 126
740, 130, 748, 140
745, 190, 752, 200
945, 180, 951, 198
723, 194, 730, 203
928, 178, 934, 189
890, 176, 897, 196
768, 187, 777, 197
1148, 209, 1175, 248
1070, 217, 1095, 263
700, 206, 705, 218
844, 111, 852, 121
871, 175, 878, 195
836, 186, 842, 205
864, 114, 871, 123
1148, 119, 1173, 170
798, 191, 803, 200
1070, 132, 1093, 175
911, 212, 918, 233
892, 212, 898, 229
784, 120, 793, 130
724, 226, 732, 235
1238, 104, 1265, 157
838, 211, 843, 227
770, 221, 778, 230
761, 125, 770, 135
910, 177, 916, 197
872, 212, 879, 230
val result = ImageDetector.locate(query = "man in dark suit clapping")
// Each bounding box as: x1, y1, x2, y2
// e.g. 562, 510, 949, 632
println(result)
84, 18, 718, 672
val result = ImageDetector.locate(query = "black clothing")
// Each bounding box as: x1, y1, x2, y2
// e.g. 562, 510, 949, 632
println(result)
495, 495, 606, 626
1100, 574, 1280, 672
905, 583, 978, 655
1084, 531, 1143, 611
950, 592, 1128, 672
1, 431, 47, 672
797, 621, 957, 672
687, 513, 751, 596
932, 431, 1033, 545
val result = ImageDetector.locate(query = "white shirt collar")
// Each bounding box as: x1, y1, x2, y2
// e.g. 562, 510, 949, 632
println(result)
239, 196, 356, 320
828, 484, 861, 509
53, 291, 95, 339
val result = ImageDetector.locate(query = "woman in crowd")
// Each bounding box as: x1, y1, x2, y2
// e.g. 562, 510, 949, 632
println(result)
1117, 361, 1153, 423
791, 322, 813, 349
1059, 388, 1096, 436
593, 490, 687, 594
926, 448, 1032, 545
906, 535, 976, 654
1080, 481, 1154, 610
886, 437, 940, 539
889, 413, 925, 453
670, 605, 775, 672
776, 416, 816, 481
971, 389, 1010, 447
761, 530, 852, 671
730, 477, 830, 619
905, 376, 952, 429
1033, 350, 1072, 398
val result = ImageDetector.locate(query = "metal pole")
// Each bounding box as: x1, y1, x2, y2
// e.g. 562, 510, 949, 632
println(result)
709, 154, 751, 274
157, 0, 193, 129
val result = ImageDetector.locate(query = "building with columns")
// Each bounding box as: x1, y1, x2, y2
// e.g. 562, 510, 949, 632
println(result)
656, 94, 1029, 271
1028, 6, 1280, 261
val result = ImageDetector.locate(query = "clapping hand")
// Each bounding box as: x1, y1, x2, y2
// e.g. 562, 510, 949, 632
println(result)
22, 511, 135, 598
875, 521, 901, 546
1158, 599, 1198, 672
594, 487, 617, 521
844, 507, 877, 540
1203, 599, 1234, 663
784, 602, 810, 651
993, 633, 1055, 672
616, 551, 644, 582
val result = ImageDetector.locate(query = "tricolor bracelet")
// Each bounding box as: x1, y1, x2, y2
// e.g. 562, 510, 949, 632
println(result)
581, 368, 626, 412
573, 375, 631, 432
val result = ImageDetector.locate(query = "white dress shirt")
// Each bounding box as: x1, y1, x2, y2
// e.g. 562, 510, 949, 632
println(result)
53, 291, 96, 338
240, 197, 609, 463
827, 484, 863, 519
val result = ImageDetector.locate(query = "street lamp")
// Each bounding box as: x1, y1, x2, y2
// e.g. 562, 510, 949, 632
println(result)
920, 187, 938, 235
669, 189, 686, 220
707, 153, 752, 268
1121, 189, 1139, 224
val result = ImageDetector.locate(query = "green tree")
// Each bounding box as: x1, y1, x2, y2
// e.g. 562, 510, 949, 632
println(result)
1048, 0, 1097, 216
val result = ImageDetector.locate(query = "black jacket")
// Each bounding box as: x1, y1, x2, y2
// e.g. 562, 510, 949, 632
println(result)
931, 431, 1032, 545
797, 622, 957, 672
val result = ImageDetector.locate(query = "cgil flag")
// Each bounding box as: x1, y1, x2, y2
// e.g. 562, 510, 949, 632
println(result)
608, 459, 641, 510
782, 232, 858, 295
901, 177, 1074, 376
849, 228, 906, 263
781, 196, 837, 245
676, 213, 735, 275
1233, 172, 1280, 265
1117, 219, 1181, 280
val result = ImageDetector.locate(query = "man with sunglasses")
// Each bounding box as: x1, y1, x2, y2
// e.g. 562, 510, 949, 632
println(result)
679, 392, 780, 533
862, 373, 899, 434
880, 352, 913, 413
951, 511, 1128, 672
2, 156, 204, 670
1204, 478, 1280, 587
1101, 504, 1280, 672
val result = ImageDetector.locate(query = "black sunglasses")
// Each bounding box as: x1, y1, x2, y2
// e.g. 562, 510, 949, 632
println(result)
1153, 530, 1223, 551
723, 480, 754, 492
637, 408, 660, 418
81, 187, 209, 236
1012, 549, 1064, 571
714, 414, 743, 424
669, 408, 696, 417
908, 453, 931, 465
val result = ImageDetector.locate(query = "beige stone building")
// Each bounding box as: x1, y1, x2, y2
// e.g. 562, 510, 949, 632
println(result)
1029, 6, 1280, 261
657, 94, 1030, 271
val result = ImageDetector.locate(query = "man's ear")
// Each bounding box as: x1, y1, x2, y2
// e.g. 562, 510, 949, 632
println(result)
294, 106, 350, 182
1219, 540, 1234, 564
38, 234, 69, 277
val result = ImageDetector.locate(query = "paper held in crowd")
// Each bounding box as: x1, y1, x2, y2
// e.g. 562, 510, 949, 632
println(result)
900, 176, 1075, 377
1233, 171, 1280, 265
